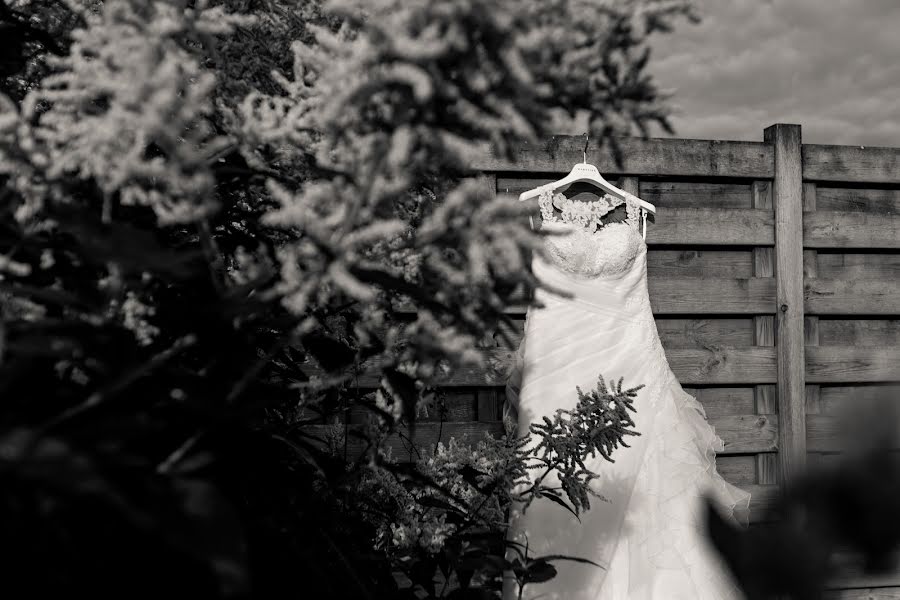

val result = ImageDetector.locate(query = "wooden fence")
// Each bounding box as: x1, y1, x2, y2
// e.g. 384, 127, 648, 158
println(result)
345, 124, 900, 598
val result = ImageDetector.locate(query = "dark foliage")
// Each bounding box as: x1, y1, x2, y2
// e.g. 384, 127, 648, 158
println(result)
706, 398, 900, 600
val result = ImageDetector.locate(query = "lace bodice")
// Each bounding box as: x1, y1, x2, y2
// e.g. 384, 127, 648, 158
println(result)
537, 187, 645, 278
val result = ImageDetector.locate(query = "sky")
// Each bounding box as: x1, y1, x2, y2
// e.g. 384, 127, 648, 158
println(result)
639, 0, 900, 146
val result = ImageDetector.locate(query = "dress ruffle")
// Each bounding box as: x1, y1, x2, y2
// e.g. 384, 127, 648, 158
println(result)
600, 369, 752, 599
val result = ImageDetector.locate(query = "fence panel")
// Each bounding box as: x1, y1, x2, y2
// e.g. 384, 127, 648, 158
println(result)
312, 125, 900, 594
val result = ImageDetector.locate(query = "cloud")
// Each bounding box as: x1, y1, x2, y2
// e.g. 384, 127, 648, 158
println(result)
641, 0, 900, 145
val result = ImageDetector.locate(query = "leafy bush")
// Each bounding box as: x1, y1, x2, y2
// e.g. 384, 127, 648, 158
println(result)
0, 0, 695, 597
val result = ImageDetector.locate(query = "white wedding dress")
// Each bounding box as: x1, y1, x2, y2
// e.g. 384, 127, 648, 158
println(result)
503, 187, 751, 600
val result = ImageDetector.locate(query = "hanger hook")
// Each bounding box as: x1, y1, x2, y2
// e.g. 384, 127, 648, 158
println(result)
583, 131, 589, 164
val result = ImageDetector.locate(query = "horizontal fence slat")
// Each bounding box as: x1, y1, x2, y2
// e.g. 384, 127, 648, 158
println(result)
803, 143, 900, 184
667, 347, 778, 384
814, 186, 900, 214
648, 208, 774, 245
471, 135, 775, 179
815, 255, 900, 282
683, 387, 757, 417
649, 250, 755, 278
807, 414, 900, 452
301, 415, 775, 458
475, 136, 900, 183
805, 279, 900, 315
714, 414, 779, 453
805, 211, 900, 249
806, 346, 900, 383
649, 278, 776, 314
818, 384, 900, 412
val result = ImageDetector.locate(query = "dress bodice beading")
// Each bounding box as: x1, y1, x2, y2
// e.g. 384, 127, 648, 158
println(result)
541, 220, 644, 279
531, 186, 651, 325
537, 186, 645, 279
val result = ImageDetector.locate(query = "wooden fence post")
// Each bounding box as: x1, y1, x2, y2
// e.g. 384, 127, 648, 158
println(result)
764, 123, 807, 491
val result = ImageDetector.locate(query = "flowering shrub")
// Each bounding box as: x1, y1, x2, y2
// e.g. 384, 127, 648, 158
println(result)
0, 0, 695, 597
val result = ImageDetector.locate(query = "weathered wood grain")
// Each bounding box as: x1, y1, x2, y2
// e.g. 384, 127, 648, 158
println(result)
714, 414, 779, 453
806, 346, 900, 383
666, 347, 778, 384
817, 319, 900, 346
648, 249, 755, 278
655, 318, 756, 347
648, 277, 775, 314
472, 135, 775, 178
767, 123, 808, 487
641, 180, 755, 209
683, 386, 757, 417
815, 252, 900, 280
805, 279, 900, 315
645, 208, 773, 245
803, 143, 900, 184
805, 211, 900, 249
815, 186, 900, 214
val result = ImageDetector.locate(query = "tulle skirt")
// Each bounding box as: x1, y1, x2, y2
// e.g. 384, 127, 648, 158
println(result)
504, 372, 751, 599
502, 282, 751, 599
595, 378, 751, 599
